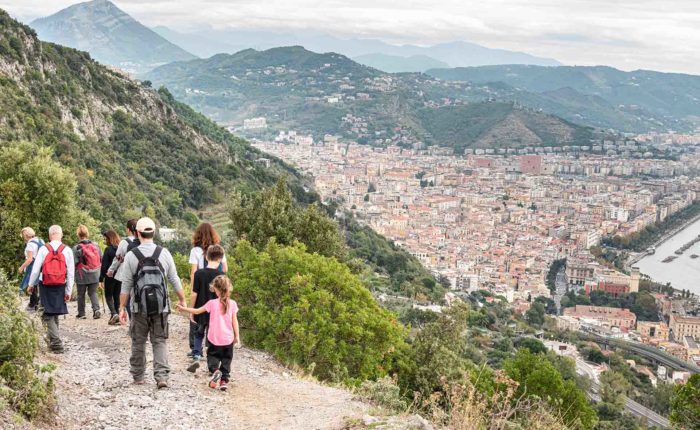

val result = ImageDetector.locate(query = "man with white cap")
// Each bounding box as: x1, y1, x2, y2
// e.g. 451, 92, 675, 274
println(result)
118, 217, 185, 389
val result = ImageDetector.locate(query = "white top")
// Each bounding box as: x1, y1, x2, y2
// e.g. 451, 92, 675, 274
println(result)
107, 236, 136, 281
24, 238, 42, 259
28, 240, 75, 295
188, 246, 227, 269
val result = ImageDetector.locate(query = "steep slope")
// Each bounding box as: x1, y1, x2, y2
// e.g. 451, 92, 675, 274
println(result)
30, 0, 196, 74
145, 46, 591, 151
353, 53, 448, 73
0, 10, 307, 229
427, 65, 700, 132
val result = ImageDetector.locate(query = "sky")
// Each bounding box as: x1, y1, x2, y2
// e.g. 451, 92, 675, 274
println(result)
2, 0, 699, 74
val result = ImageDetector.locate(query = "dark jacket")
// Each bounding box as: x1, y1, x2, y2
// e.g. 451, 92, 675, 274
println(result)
100, 244, 117, 283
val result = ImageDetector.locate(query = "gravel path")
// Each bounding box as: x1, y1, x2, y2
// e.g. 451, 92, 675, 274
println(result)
32, 302, 368, 430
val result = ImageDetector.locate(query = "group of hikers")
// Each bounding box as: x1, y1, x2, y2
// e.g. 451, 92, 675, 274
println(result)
17, 219, 241, 391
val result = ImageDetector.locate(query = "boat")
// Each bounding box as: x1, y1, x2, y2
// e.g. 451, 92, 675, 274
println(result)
662, 256, 677, 263
647, 246, 656, 254
691, 254, 699, 259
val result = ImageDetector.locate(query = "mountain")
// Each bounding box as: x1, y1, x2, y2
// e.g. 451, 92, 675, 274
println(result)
30, 0, 196, 74
0, 9, 307, 228
151, 26, 561, 69
145, 46, 593, 153
353, 53, 448, 73
427, 65, 700, 132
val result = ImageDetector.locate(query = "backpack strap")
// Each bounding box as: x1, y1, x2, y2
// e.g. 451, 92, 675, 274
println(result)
56, 244, 65, 255
131, 247, 145, 263
152, 246, 163, 262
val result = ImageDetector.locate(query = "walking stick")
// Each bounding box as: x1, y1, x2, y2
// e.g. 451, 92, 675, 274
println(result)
100, 284, 106, 314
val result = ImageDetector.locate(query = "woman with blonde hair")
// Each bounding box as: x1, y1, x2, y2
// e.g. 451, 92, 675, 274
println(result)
18, 227, 44, 311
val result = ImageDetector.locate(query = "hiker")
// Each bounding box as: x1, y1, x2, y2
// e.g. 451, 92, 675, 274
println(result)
73, 225, 102, 319
18, 227, 44, 311
186, 245, 226, 368
118, 217, 186, 388
188, 223, 227, 356
100, 230, 122, 325
107, 219, 139, 316
178, 275, 240, 391
27, 225, 74, 354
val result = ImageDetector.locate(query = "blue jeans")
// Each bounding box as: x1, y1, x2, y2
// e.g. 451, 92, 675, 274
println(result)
19, 261, 34, 292
191, 323, 206, 357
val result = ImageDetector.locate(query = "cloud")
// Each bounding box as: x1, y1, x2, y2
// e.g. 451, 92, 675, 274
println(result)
1, 0, 698, 74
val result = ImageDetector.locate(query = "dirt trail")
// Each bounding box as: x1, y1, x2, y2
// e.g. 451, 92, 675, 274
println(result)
32, 302, 369, 430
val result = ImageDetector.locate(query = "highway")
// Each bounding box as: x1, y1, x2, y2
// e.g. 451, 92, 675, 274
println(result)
579, 333, 700, 373
586, 381, 670, 429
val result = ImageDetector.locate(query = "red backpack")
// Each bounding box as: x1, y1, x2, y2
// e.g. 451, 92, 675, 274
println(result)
77, 241, 101, 271
42, 244, 67, 286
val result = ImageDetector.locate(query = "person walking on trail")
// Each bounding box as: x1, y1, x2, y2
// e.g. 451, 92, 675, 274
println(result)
186, 244, 226, 370
73, 225, 102, 320
27, 225, 74, 354
178, 275, 241, 392
107, 219, 138, 317
118, 217, 186, 389
18, 227, 44, 311
100, 230, 122, 325
187, 223, 227, 358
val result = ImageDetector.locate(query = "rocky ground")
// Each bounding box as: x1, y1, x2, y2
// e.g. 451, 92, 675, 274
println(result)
25, 302, 380, 430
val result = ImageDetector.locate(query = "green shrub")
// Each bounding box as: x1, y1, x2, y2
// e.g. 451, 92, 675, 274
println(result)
231, 240, 408, 383
356, 376, 408, 413
0, 271, 56, 422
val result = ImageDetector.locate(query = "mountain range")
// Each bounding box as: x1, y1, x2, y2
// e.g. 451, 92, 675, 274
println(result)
144, 46, 593, 152
30, 0, 196, 74
428, 65, 700, 132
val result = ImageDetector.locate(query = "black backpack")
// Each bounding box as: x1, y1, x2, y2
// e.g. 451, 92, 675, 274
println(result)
131, 246, 169, 327
126, 237, 140, 252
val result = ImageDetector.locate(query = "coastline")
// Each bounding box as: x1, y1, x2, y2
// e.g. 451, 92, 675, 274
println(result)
628, 211, 700, 268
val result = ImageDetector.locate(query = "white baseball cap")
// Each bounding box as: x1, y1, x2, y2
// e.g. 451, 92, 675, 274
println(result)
136, 217, 156, 233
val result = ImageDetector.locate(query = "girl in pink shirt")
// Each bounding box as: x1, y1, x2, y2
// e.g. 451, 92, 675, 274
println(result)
178, 275, 240, 391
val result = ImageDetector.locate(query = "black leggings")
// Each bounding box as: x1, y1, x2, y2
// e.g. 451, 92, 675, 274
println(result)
104, 277, 122, 316
207, 343, 233, 382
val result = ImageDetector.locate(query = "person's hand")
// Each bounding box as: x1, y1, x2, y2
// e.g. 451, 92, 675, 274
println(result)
64, 294, 70, 302
234, 340, 242, 349
18, 266, 24, 274
98, 282, 104, 290
189, 313, 195, 323
178, 299, 186, 309
27, 285, 34, 294
119, 309, 129, 325
107, 270, 114, 278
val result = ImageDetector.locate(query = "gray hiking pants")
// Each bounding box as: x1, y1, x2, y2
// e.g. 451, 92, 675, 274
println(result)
77, 283, 99, 316
129, 312, 170, 382
42, 315, 63, 351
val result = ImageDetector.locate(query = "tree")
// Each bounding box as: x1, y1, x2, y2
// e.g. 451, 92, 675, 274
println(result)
525, 302, 546, 326
231, 240, 407, 383
229, 179, 346, 259
599, 370, 630, 411
0, 142, 90, 274
515, 337, 547, 354
670, 374, 700, 429
504, 349, 597, 429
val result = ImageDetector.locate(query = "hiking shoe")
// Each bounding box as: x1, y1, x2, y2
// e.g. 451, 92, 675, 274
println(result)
50, 347, 64, 354
219, 380, 228, 391
132, 379, 145, 385
209, 370, 222, 389
187, 360, 201, 373
156, 380, 168, 389
186, 351, 194, 358
108, 314, 119, 325
26, 305, 36, 312
93, 310, 101, 319
76, 314, 87, 320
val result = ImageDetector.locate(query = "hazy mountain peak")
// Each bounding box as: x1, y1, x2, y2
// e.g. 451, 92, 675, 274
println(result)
30, 0, 196, 74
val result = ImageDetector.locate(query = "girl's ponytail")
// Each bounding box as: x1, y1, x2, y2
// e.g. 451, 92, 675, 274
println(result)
211, 275, 231, 314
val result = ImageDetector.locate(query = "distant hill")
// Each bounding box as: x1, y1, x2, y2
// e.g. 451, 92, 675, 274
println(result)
30, 0, 196, 74
0, 9, 307, 227
147, 26, 561, 69
427, 65, 700, 132
353, 53, 448, 73
146, 46, 593, 153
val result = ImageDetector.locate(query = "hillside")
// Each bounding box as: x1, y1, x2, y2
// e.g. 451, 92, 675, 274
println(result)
353, 53, 448, 73
145, 46, 593, 152
427, 65, 700, 132
0, 10, 308, 229
30, 0, 196, 74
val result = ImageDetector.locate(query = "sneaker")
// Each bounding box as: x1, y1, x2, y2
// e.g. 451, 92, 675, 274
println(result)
132, 379, 145, 385
156, 380, 168, 389
76, 315, 87, 320
219, 380, 228, 391
108, 314, 119, 325
209, 370, 222, 389
186, 351, 194, 358
25, 304, 36, 312
93, 310, 101, 319
187, 359, 201, 373
50, 347, 64, 354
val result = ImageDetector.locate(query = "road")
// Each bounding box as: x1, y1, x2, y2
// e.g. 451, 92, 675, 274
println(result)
553, 269, 567, 314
